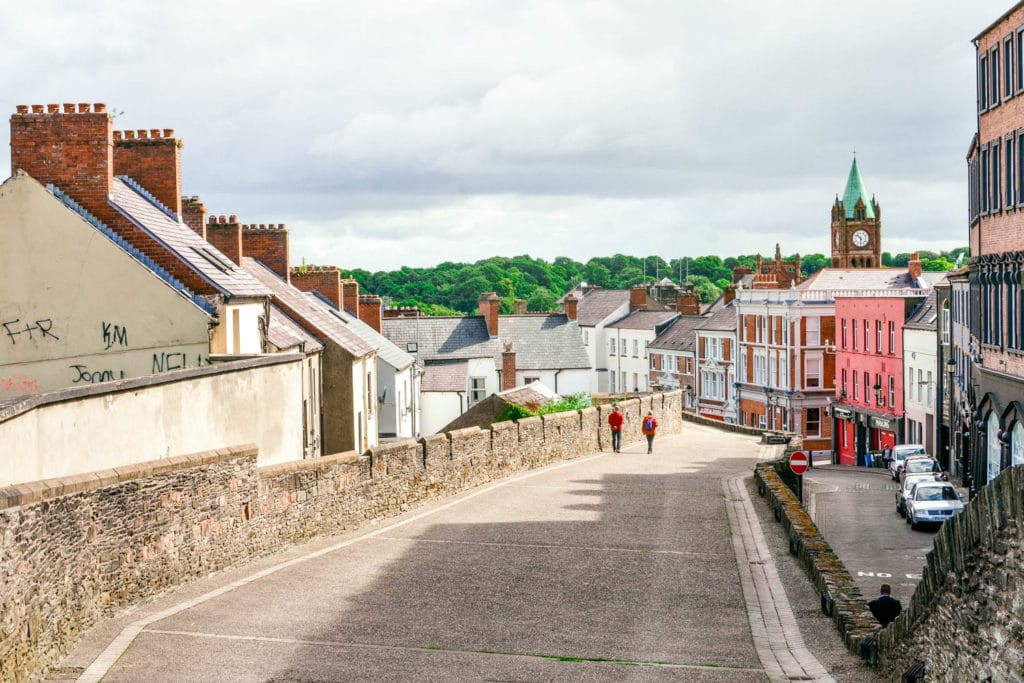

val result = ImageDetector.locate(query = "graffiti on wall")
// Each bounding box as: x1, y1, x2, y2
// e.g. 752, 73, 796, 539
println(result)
2, 318, 60, 345
70, 364, 126, 385
1, 373, 41, 394
152, 351, 208, 373
102, 322, 128, 350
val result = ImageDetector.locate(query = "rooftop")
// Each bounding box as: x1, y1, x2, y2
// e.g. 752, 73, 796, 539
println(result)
839, 158, 875, 219
575, 289, 630, 327
605, 310, 679, 331
382, 316, 502, 361
649, 315, 706, 353
497, 315, 590, 370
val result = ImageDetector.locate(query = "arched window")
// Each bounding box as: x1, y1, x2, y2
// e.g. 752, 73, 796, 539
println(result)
1013, 422, 1024, 467
987, 412, 1002, 482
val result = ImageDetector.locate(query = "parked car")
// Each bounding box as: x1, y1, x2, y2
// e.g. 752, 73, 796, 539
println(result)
896, 473, 940, 517
905, 481, 965, 530
889, 444, 928, 480
899, 456, 943, 485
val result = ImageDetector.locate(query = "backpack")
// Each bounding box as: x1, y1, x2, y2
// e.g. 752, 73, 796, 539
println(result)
644, 417, 654, 431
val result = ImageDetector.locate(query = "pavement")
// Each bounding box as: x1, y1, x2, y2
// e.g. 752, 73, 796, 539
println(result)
51, 425, 881, 682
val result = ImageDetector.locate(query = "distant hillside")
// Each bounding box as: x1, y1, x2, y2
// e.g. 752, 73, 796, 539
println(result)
339, 249, 968, 315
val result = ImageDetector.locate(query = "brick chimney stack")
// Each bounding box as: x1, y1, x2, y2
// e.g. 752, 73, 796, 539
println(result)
514, 299, 527, 315
479, 291, 501, 338
722, 285, 737, 305
501, 342, 516, 391
676, 291, 701, 315
182, 196, 207, 238
341, 278, 360, 317
205, 215, 242, 265
10, 103, 113, 211
358, 294, 383, 333
564, 293, 578, 321
113, 127, 182, 217
290, 266, 342, 309
908, 252, 922, 280
242, 223, 290, 281
629, 285, 647, 312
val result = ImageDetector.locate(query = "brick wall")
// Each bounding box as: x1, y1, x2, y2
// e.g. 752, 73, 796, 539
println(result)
290, 266, 342, 308
112, 129, 182, 216
205, 215, 243, 265
0, 391, 681, 680
242, 224, 290, 280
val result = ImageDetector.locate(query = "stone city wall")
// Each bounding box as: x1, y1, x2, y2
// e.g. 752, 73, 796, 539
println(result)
0, 391, 681, 680
877, 465, 1024, 681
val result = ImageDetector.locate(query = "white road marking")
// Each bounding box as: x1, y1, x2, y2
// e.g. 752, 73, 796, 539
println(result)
371, 535, 735, 559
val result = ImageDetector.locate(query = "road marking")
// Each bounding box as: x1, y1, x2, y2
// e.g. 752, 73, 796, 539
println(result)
724, 476, 835, 683
856, 570, 921, 580
142, 628, 768, 673
77, 452, 607, 683
372, 535, 735, 559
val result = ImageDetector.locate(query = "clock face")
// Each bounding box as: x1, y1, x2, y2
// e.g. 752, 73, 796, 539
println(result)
852, 229, 870, 247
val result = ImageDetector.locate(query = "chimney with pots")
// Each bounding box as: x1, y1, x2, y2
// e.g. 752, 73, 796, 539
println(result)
501, 342, 516, 391
629, 285, 648, 312
205, 215, 242, 265
290, 265, 342, 309
564, 293, 578, 321
479, 291, 501, 338
676, 291, 701, 315
242, 223, 290, 281
358, 294, 383, 333
112, 127, 182, 216
908, 252, 923, 280
722, 285, 737, 305
182, 196, 207, 238
514, 299, 527, 315
341, 278, 360, 317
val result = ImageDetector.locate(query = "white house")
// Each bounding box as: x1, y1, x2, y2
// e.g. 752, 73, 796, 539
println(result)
604, 310, 680, 393
903, 288, 941, 454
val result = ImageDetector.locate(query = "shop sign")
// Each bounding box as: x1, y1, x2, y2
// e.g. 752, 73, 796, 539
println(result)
869, 415, 892, 431
832, 406, 853, 420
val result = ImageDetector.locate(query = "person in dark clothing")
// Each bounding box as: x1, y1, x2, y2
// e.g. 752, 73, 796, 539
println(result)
868, 584, 902, 627
608, 405, 624, 452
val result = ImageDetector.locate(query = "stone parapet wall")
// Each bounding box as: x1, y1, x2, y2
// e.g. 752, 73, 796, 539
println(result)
877, 465, 1024, 681
0, 392, 682, 680
753, 460, 878, 658
681, 410, 765, 437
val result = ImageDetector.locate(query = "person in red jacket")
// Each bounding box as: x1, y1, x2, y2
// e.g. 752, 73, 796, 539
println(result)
642, 411, 659, 454
608, 404, 624, 452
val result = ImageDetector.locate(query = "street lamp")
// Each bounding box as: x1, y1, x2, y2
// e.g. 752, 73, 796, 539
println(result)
873, 382, 883, 407
764, 386, 775, 430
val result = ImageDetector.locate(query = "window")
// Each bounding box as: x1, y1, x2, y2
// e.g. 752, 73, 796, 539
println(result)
779, 354, 788, 390
993, 45, 1002, 105
700, 369, 725, 400
926, 371, 933, 405
917, 369, 923, 402
610, 338, 616, 355
644, 341, 649, 359
863, 320, 870, 353
987, 413, 1002, 482
806, 408, 821, 436
1008, 132, 1016, 207
753, 350, 767, 385
853, 371, 859, 400
993, 142, 1002, 211
1012, 422, 1024, 467
841, 369, 847, 397
769, 353, 777, 388
806, 317, 820, 346
1018, 135, 1024, 206
632, 373, 639, 391
1006, 35, 1015, 98
982, 147, 990, 213
406, 342, 418, 353
876, 320, 883, 353
805, 353, 822, 388
864, 372, 870, 403
841, 319, 847, 348
889, 320, 896, 354
980, 53, 989, 111
852, 319, 858, 350
633, 339, 639, 357
610, 372, 616, 392
874, 373, 882, 406
524, 376, 540, 384
889, 375, 895, 407
707, 337, 723, 360
1017, 29, 1024, 95
469, 377, 486, 404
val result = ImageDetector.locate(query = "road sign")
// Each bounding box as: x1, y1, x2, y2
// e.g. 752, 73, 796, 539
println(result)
789, 451, 809, 476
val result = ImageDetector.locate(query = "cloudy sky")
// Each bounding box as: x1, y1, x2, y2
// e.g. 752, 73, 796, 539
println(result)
0, 1, 1010, 271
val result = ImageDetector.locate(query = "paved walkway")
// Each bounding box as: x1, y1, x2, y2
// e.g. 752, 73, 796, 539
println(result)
58, 425, 860, 682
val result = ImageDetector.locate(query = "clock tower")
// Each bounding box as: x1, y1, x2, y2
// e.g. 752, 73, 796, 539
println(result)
830, 157, 881, 268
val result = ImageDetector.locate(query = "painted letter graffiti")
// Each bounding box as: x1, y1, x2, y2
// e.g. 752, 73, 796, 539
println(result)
2, 373, 40, 394
2, 318, 60, 345
70, 364, 126, 385
102, 322, 128, 350
152, 351, 208, 373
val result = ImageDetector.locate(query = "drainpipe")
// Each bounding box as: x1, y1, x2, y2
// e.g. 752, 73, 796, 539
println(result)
554, 369, 562, 393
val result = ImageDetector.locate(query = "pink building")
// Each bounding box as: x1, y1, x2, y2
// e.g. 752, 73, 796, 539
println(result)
832, 295, 923, 466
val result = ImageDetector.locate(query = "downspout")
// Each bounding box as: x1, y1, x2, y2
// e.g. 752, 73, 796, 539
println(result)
554, 369, 562, 393
457, 390, 465, 415
617, 328, 622, 393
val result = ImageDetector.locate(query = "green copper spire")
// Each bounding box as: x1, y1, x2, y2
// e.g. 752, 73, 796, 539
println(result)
841, 157, 875, 219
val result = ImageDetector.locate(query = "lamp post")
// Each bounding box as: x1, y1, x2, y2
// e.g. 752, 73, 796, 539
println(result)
764, 386, 775, 431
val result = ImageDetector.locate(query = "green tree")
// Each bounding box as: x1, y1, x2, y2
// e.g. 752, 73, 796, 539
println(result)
526, 287, 558, 312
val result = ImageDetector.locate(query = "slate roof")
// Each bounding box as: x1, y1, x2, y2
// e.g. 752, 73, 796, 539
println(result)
798, 268, 927, 292
497, 315, 590, 370
695, 303, 737, 332
241, 258, 375, 356
110, 177, 270, 299
268, 305, 323, 353
421, 360, 468, 392
382, 316, 502, 361
575, 290, 630, 327
649, 315, 705, 353
497, 381, 559, 408
605, 310, 679, 331
904, 286, 942, 331
306, 293, 414, 371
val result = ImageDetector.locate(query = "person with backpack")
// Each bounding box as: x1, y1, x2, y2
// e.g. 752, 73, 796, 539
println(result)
608, 404, 624, 452
642, 411, 658, 454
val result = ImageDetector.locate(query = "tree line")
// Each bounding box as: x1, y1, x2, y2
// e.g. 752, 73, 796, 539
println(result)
339, 248, 968, 315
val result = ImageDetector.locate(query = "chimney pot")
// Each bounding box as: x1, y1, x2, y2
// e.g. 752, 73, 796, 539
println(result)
163, 129, 174, 137
229, 215, 237, 223
150, 129, 160, 138
125, 130, 136, 139
62, 103, 75, 114
47, 104, 60, 114
78, 103, 90, 113
31, 105, 44, 114
137, 129, 148, 139
94, 103, 106, 113
15, 105, 28, 114
113, 130, 123, 140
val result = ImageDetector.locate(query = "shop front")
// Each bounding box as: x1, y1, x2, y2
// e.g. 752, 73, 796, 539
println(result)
830, 403, 902, 467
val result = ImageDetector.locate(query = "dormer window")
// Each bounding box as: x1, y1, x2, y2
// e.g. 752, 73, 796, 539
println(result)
855, 207, 866, 220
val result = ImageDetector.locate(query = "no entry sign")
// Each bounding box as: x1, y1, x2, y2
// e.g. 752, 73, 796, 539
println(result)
789, 451, 809, 476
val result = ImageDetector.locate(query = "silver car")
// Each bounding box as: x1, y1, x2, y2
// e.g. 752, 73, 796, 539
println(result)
905, 482, 965, 530
896, 473, 939, 517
